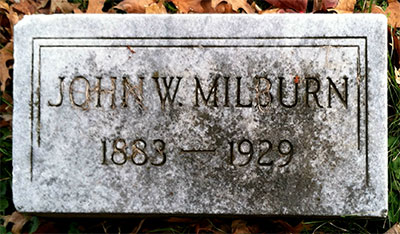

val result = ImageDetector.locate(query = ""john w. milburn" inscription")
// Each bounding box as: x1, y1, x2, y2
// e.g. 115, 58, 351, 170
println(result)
47, 73, 348, 168
48, 74, 348, 109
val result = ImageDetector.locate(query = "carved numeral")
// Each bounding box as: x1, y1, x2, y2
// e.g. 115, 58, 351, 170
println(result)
152, 139, 166, 166
228, 139, 294, 168
102, 138, 167, 166
131, 139, 148, 165
277, 140, 293, 167
258, 140, 273, 166
111, 138, 128, 165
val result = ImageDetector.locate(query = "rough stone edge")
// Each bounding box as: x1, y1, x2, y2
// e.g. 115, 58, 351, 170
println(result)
12, 14, 388, 216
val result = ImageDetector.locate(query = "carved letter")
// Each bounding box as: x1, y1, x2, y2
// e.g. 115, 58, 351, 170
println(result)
69, 76, 90, 109
95, 77, 116, 109
328, 76, 348, 108
305, 77, 323, 108
194, 77, 219, 107
236, 77, 252, 107
279, 77, 298, 108
122, 76, 144, 109
152, 76, 182, 109
48, 77, 65, 107
255, 77, 273, 108
224, 76, 230, 107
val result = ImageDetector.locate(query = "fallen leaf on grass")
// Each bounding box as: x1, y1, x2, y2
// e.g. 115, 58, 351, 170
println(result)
273, 220, 311, 234
231, 220, 251, 234
10, 0, 39, 15
0, 3, 12, 39
0, 1, 20, 37
74, 8, 83, 13
212, 0, 254, 13
50, 0, 80, 13
260, 8, 279, 13
0, 113, 12, 122
369, 1, 400, 28
6, 9, 20, 29
395, 68, 400, 85
1, 211, 29, 234
115, 0, 155, 13
195, 223, 213, 234
386, 0, 400, 28
0, 1, 10, 12
0, 42, 13, 92
333, 0, 356, 12
385, 223, 400, 234
171, 0, 204, 13
201, 0, 233, 13
87, 0, 105, 13
388, 27, 400, 69
145, 1, 167, 14
370, 4, 385, 14
214, 1, 234, 13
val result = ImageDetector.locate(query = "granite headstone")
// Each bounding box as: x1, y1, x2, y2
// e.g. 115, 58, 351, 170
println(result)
13, 14, 387, 216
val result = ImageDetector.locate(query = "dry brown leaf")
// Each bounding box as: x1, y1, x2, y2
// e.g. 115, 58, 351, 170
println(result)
0, 119, 10, 128
74, 8, 83, 13
200, 0, 215, 12
260, 8, 279, 13
145, 1, 167, 13
171, 0, 204, 13
395, 68, 400, 85
11, 0, 39, 15
2, 211, 29, 234
115, 0, 155, 13
202, 0, 233, 13
0, 42, 13, 92
36, 0, 50, 9
334, 0, 356, 12
386, 223, 400, 234
214, 2, 233, 13
6, 9, 20, 27
1, 113, 12, 121
328, 9, 352, 13
231, 220, 251, 234
369, 1, 400, 28
0, 0, 19, 34
0, 1, 10, 11
0, 2, 13, 38
87, 0, 105, 13
273, 220, 311, 234
34, 0, 52, 14
2, 9, 19, 38
212, 0, 254, 13
369, 4, 384, 14
50, 0, 80, 13
385, 0, 400, 28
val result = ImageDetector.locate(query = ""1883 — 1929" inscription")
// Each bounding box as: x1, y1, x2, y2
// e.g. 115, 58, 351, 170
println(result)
101, 138, 293, 168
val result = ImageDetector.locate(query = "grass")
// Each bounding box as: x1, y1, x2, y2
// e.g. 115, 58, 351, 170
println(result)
0, 95, 12, 217
388, 32, 400, 225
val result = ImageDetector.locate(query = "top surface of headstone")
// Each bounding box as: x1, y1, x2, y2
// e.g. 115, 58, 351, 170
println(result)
13, 14, 387, 216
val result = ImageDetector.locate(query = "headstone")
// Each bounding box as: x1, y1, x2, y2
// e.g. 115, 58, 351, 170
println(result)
13, 14, 387, 216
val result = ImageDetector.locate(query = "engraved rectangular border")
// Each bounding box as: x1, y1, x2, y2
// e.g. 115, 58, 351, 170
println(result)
30, 37, 368, 185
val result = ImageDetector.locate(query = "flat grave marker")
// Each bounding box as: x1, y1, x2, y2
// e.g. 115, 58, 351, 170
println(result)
13, 14, 387, 216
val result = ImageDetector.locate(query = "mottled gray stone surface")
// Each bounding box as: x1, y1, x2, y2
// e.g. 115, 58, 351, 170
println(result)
13, 14, 387, 216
